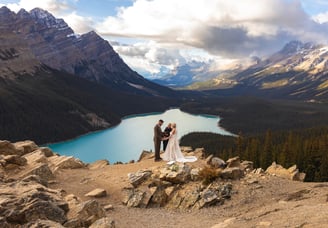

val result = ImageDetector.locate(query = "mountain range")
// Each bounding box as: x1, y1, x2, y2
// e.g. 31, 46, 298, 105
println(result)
0, 6, 177, 97
152, 39, 328, 101
231, 41, 328, 100
0, 6, 182, 144
1, 6, 328, 144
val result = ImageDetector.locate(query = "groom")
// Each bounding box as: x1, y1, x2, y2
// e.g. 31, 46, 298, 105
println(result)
153, 119, 164, 162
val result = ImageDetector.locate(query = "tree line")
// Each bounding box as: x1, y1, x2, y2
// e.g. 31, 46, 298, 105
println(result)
180, 126, 328, 182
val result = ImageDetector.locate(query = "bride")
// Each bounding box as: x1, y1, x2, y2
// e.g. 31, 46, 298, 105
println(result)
162, 123, 197, 164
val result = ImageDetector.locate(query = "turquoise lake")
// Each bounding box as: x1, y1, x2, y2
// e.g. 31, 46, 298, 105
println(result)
48, 109, 234, 163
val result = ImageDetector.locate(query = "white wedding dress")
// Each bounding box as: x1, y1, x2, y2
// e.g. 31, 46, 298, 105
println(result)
162, 130, 197, 164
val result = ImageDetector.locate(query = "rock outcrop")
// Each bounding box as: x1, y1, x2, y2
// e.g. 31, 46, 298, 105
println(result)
266, 162, 306, 181
0, 140, 111, 227
123, 160, 235, 210
0, 139, 313, 227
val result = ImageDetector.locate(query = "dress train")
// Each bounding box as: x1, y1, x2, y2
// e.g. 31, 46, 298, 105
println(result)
162, 130, 197, 163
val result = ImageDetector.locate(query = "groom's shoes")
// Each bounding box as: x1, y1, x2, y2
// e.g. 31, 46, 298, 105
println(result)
155, 158, 163, 162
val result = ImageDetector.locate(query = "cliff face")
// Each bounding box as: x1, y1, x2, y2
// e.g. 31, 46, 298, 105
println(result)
0, 8, 40, 78
0, 6, 180, 144
0, 6, 175, 96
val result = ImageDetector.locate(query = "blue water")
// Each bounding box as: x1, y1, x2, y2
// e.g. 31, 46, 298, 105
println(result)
48, 109, 234, 163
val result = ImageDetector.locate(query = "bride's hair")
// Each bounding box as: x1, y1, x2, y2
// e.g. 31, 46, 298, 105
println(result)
172, 123, 176, 128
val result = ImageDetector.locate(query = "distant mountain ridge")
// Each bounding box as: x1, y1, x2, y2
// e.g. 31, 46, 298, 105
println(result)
231, 40, 328, 100
0, 6, 174, 96
186, 41, 328, 101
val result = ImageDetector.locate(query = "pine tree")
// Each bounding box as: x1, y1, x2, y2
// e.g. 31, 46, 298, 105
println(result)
261, 129, 273, 168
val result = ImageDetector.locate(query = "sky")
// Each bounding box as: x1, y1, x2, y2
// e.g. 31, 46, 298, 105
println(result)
2, 0, 328, 79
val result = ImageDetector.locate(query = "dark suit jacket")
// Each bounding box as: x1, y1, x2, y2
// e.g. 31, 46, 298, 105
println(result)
164, 127, 172, 137
154, 124, 163, 142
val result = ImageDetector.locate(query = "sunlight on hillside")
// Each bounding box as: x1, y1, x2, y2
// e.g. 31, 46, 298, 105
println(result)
261, 79, 288, 89
318, 80, 328, 89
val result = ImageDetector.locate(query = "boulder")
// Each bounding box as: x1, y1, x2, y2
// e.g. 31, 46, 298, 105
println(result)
128, 170, 152, 187
241, 161, 254, 171
148, 186, 168, 207
179, 190, 200, 209
104, 204, 114, 211
0, 140, 18, 155
85, 188, 107, 198
0, 179, 68, 225
160, 163, 191, 184
253, 168, 265, 174
25, 219, 65, 228
122, 187, 146, 208
21, 175, 48, 187
193, 183, 232, 209
210, 157, 226, 168
138, 150, 154, 162
88, 160, 110, 170
13, 140, 38, 155
20, 163, 55, 181
166, 192, 184, 209
90, 217, 115, 228
38, 147, 55, 157
24, 150, 48, 164
194, 189, 223, 209
65, 200, 105, 227
206, 154, 214, 164
220, 167, 244, 180
288, 165, 306, 181
266, 162, 305, 181
226, 156, 241, 168
48, 155, 85, 171
3, 154, 27, 166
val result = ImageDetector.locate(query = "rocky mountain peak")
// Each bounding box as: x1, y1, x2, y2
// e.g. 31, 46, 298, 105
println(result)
29, 7, 68, 30
279, 40, 317, 56
0, 6, 15, 23
280, 40, 304, 55
0, 6, 11, 14
0, 6, 174, 96
16, 8, 30, 18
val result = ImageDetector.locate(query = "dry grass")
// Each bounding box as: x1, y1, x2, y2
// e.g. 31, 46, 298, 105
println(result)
198, 166, 221, 185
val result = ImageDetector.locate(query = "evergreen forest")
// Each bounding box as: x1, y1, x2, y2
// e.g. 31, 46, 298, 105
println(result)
180, 126, 328, 182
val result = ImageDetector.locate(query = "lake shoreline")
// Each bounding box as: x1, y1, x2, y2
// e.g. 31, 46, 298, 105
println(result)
45, 106, 214, 146
47, 108, 232, 163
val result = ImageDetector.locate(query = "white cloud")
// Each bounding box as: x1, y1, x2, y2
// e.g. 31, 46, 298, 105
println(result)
3, 0, 328, 79
96, 0, 328, 58
3, 0, 72, 13
63, 11, 94, 34
112, 41, 187, 76
313, 12, 328, 23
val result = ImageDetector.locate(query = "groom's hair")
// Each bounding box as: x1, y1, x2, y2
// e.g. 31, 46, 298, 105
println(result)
159, 119, 164, 123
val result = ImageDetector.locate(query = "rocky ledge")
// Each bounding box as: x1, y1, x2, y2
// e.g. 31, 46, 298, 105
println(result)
0, 140, 113, 227
0, 140, 307, 227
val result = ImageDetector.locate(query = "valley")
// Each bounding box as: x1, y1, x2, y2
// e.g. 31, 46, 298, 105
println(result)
1, 2, 328, 227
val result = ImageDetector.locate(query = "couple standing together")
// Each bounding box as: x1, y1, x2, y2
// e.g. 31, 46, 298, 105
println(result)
153, 119, 197, 164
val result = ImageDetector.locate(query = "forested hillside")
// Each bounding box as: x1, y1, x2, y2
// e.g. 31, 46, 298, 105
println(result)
0, 66, 177, 144
180, 126, 328, 182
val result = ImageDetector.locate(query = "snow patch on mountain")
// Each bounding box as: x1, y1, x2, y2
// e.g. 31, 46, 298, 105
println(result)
29, 8, 68, 30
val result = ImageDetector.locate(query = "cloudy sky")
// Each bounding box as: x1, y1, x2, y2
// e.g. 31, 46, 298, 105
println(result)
2, 0, 328, 78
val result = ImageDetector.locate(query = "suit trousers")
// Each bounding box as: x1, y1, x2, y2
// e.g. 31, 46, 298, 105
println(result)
154, 139, 161, 160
